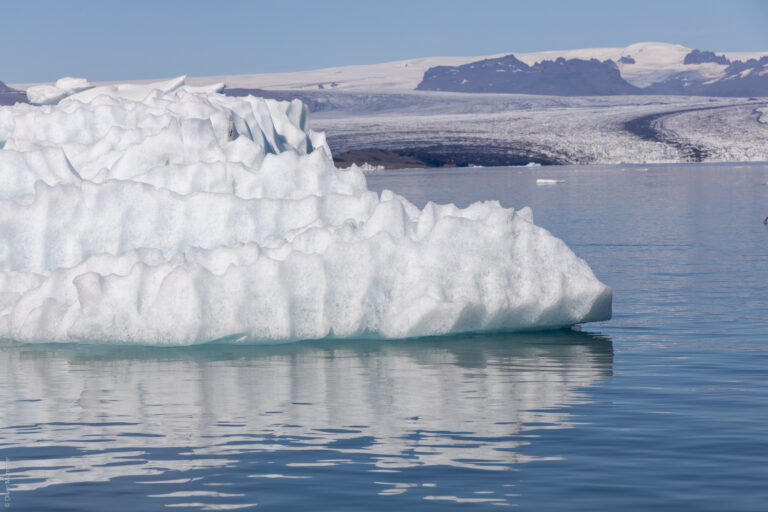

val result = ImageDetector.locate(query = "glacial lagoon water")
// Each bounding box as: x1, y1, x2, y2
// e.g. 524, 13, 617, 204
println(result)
1, 162, 766, 510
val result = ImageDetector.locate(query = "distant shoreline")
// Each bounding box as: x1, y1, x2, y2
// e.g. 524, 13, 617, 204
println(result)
332, 147, 558, 169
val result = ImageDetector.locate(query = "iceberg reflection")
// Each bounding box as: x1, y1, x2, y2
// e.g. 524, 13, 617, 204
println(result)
0, 331, 612, 508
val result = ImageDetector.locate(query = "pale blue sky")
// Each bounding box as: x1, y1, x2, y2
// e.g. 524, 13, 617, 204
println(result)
2, 0, 767, 83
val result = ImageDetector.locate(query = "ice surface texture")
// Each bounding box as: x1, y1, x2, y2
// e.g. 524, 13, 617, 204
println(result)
0, 77, 611, 344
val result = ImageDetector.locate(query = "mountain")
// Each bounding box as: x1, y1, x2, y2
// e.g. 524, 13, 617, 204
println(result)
416, 55, 641, 95
168, 42, 768, 97
643, 54, 768, 97
7, 43, 767, 104
417, 45, 768, 97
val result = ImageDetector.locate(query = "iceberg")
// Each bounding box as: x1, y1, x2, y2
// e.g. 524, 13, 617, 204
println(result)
0, 76, 611, 345
25, 77, 94, 105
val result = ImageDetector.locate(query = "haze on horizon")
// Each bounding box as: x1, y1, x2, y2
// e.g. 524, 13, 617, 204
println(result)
2, 0, 768, 84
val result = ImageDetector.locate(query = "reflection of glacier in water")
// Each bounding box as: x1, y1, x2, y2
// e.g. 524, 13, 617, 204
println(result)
0, 331, 612, 509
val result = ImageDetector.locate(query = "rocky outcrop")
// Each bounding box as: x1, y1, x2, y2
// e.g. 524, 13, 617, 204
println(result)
418, 50, 768, 97
683, 49, 730, 65
417, 54, 641, 96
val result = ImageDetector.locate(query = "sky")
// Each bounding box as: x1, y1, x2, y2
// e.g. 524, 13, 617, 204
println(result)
2, 0, 768, 84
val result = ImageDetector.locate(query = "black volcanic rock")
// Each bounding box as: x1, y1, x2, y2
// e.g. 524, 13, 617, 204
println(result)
417, 54, 641, 96
619, 56, 636, 64
684, 49, 730, 65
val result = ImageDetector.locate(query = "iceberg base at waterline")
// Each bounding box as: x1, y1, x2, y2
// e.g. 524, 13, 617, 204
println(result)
0, 77, 611, 345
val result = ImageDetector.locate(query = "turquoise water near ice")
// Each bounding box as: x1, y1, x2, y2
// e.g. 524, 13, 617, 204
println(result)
1, 162, 766, 510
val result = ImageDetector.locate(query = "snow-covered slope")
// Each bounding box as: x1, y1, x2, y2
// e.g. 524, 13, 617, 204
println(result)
0, 77, 611, 344
180, 43, 768, 92
182, 42, 712, 91
184, 55, 512, 92
11, 42, 766, 95
8, 56, 506, 93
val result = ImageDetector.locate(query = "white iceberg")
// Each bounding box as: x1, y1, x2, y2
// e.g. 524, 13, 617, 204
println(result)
25, 77, 95, 105
340, 162, 386, 172
0, 76, 611, 345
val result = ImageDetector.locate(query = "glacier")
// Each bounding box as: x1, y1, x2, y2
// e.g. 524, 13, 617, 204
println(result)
0, 77, 611, 345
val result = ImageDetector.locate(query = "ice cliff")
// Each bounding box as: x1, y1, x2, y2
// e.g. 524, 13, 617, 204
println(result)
0, 77, 611, 344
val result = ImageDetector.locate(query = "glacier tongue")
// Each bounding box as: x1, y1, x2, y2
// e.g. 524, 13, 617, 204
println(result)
0, 77, 611, 345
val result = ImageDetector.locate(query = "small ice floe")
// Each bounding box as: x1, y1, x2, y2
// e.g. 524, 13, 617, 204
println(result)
536, 178, 566, 185
525, 162, 542, 167
339, 162, 385, 172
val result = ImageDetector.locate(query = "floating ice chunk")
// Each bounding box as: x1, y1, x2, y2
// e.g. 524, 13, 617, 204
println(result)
55, 77, 92, 93
0, 77, 611, 344
26, 77, 94, 105
26, 76, 188, 106
26, 85, 69, 105
340, 162, 386, 172
536, 178, 566, 185
63, 75, 187, 104
179, 83, 226, 94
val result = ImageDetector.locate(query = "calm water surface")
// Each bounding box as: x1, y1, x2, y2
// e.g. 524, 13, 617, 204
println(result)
1, 163, 766, 510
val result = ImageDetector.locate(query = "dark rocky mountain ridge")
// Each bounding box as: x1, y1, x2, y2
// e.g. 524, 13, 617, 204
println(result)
417, 55, 641, 96
645, 55, 768, 97
683, 49, 730, 65
417, 49, 768, 97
